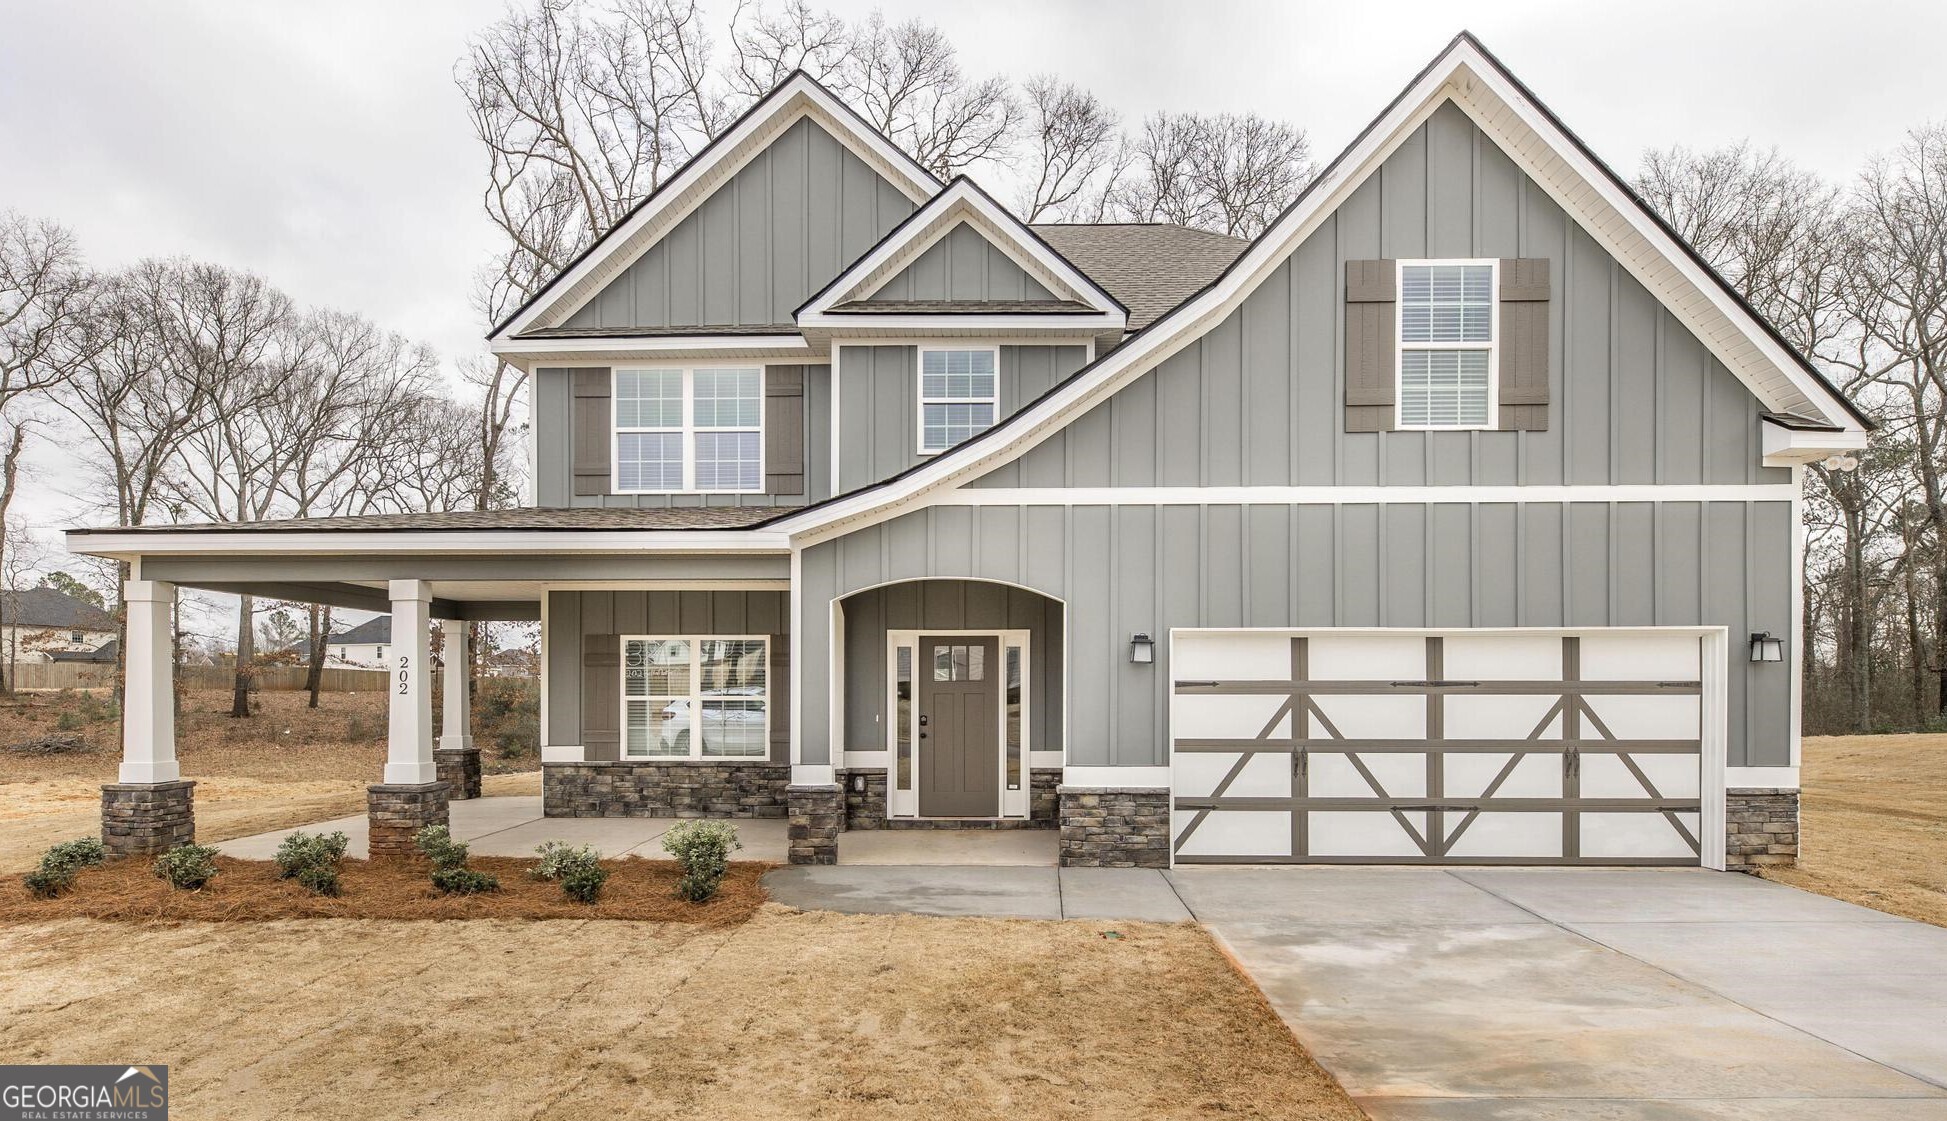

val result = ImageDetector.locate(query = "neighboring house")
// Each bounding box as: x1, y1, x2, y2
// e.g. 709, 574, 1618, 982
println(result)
68, 34, 1869, 871
50, 638, 118, 664
322, 616, 391, 667
2, 587, 117, 665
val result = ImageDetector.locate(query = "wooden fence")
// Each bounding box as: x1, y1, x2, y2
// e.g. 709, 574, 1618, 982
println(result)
10, 663, 391, 693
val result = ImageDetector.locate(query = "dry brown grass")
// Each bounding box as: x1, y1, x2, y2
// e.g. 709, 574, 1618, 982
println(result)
0, 907, 1363, 1120
1, 855, 767, 925
1760, 733, 1947, 927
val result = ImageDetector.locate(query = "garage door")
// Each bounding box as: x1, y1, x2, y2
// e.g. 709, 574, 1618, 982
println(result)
1171, 631, 1705, 865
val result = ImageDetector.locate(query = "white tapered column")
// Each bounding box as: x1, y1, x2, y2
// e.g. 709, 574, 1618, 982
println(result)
384, 580, 436, 785
438, 619, 472, 751
119, 580, 179, 784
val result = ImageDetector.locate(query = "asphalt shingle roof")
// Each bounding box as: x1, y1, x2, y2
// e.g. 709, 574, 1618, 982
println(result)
1029, 223, 1249, 330
4, 587, 116, 630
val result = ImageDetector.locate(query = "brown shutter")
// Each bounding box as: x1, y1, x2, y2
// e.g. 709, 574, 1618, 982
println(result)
570, 368, 612, 496
580, 633, 619, 760
764, 365, 806, 495
1498, 258, 1551, 431
1344, 259, 1397, 432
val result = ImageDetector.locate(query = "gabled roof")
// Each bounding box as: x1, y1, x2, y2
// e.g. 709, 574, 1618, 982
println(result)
796, 177, 1126, 334
1030, 224, 1248, 331
769, 31, 1871, 543
328, 616, 391, 646
3, 587, 115, 631
488, 71, 941, 344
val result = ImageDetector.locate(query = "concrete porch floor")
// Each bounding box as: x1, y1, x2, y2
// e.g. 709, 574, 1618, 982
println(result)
215, 795, 790, 862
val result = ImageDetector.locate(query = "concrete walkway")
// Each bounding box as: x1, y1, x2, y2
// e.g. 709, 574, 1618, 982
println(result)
1171, 866, 1947, 1120
763, 865, 1193, 921
215, 796, 790, 862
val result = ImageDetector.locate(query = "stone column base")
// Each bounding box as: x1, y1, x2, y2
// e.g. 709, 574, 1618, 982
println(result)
368, 782, 451, 859
787, 784, 843, 865
1726, 789, 1799, 871
1058, 786, 1170, 868
435, 748, 483, 800
101, 781, 196, 857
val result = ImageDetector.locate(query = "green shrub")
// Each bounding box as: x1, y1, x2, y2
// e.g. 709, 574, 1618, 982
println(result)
153, 844, 220, 891
294, 864, 341, 897
274, 830, 348, 895
530, 840, 598, 881
661, 820, 741, 902
430, 867, 499, 895
41, 837, 107, 878
24, 866, 71, 899
413, 825, 469, 870
560, 862, 608, 904
54, 710, 82, 732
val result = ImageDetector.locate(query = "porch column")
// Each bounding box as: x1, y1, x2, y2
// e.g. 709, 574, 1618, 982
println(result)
368, 580, 448, 857
101, 580, 195, 856
434, 618, 481, 799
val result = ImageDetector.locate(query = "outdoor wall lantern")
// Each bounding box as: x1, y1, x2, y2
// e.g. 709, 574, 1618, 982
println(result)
1130, 633, 1155, 665
1749, 631, 1785, 663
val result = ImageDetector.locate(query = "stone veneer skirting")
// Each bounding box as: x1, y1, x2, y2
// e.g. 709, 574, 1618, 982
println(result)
788, 784, 842, 864
436, 748, 482, 800
101, 781, 196, 857
841, 768, 1060, 829
367, 782, 451, 859
1057, 786, 1170, 869
1726, 788, 1799, 871
543, 760, 789, 818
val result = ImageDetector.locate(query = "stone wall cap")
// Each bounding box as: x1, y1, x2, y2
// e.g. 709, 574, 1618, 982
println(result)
100, 780, 197, 792
1727, 787, 1800, 795
786, 783, 843, 793
542, 760, 789, 769
367, 781, 453, 794
1057, 785, 1169, 795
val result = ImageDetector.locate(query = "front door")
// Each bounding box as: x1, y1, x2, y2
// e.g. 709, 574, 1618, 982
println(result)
918, 635, 1000, 817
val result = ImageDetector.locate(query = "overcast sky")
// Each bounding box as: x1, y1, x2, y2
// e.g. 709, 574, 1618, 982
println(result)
4, 0, 1945, 613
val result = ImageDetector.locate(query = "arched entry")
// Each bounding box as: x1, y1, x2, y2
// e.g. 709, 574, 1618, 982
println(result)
836, 578, 1064, 823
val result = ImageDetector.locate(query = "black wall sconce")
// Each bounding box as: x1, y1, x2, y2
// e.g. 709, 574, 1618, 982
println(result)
1749, 631, 1784, 663
1129, 633, 1155, 664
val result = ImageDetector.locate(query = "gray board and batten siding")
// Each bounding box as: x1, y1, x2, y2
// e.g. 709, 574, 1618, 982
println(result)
545, 590, 790, 763
861, 224, 1061, 303
561, 116, 917, 333
799, 501, 1793, 772
973, 103, 1788, 491
834, 345, 1089, 494
839, 578, 1064, 755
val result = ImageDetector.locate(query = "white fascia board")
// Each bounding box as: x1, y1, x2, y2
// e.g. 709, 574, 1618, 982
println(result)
798, 313, 1123, 332
491, 334, 814, 358
797, 179, 1125, 324
1761, 421, 1870, 466
769, 39, 1865, 546
934, 484, 1798, 506
493, 75, 939, 341
65, 529, 793, 558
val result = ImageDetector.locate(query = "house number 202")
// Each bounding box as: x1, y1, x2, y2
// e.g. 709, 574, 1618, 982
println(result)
397, 656, 411, 695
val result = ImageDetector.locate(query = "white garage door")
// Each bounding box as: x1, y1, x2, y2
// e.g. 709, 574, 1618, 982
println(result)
1170, 631, 1706, 865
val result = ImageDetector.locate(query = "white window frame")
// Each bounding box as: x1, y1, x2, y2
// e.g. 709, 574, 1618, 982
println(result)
915, 345, 1001, 456
1394, 258, 1499, 431
612, 365, 765, 494
619, 634, 771, 762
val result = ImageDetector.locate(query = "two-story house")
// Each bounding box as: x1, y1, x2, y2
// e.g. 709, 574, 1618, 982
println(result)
69, 34, 1869, 869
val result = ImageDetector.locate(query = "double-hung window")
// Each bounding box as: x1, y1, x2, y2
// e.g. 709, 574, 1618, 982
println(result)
614, 367, 763, 492
917, 347, 998, 454
1397, 260, 1496, 429
621, 636, 769, 760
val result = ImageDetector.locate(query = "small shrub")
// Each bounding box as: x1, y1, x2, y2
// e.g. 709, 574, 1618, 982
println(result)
41, 837, 107, 878
153, 844, 220, 891
54, 710, 82, 732
430, 867, 499, 895
24, 866, 71, 899
560, 862, 608, 904
294, 864, 342, 897
661, 820, 741, 903
414, 825, 469, 870
530, 840, 598, 881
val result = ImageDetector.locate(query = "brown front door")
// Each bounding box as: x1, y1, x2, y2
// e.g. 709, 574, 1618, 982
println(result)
918, 636, 1000, 817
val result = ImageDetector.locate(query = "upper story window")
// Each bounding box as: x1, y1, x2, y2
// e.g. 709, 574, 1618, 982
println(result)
615, 367, 763, 492
917, 346, 998, 454
1398, 260, 1497, 429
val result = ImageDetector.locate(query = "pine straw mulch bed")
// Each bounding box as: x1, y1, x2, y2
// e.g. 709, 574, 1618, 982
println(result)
0, 856, 768, 926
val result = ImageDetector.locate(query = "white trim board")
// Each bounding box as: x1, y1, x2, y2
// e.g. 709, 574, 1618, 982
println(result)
933, 485, 1797, 506
66, 529, 793, 558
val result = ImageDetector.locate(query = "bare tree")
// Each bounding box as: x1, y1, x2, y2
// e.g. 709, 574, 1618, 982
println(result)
834, 11, 1014, 180
1109, 111, 1313, 237
1017, 75, 1121, 222
724, 0, 849, 100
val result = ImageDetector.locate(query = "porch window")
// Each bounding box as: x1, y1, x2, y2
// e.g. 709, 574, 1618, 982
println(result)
1397, 261, 1496, 429
621, 636, 769, 759
917, 347, 998, 454
615, 367, 763, 492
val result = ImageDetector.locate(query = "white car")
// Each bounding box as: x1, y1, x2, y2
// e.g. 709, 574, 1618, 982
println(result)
658, 686, 767, 753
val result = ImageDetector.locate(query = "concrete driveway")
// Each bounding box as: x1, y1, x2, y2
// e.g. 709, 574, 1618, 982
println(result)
1170, 867, 1947, 1119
